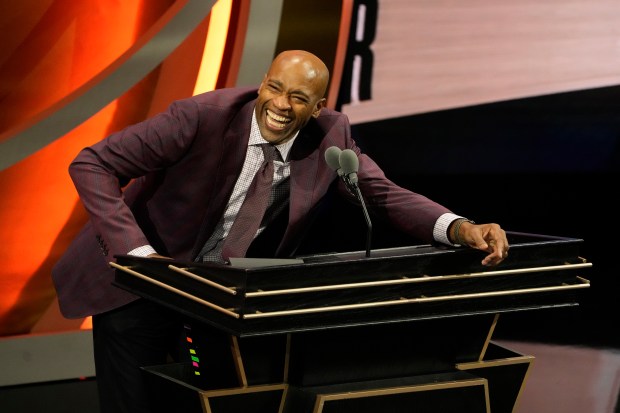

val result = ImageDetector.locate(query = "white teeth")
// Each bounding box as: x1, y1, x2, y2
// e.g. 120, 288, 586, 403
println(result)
267, 110, 290, 124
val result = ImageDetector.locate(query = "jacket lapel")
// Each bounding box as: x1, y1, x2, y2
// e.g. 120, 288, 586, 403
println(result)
191, 100, 255, 258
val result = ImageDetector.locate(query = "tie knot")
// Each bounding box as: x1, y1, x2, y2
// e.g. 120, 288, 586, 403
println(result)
261, 143, 280, 163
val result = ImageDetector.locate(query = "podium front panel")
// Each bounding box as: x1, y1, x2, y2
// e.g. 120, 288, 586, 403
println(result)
112, 231, 590, 336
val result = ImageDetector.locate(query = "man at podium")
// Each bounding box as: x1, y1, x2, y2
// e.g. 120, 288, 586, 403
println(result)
52, 49, 509, 413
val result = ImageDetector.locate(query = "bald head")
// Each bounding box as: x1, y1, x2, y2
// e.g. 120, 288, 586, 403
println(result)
268, 50, 330, 99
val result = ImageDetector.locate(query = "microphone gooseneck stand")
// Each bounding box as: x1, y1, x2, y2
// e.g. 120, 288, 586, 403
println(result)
325, 146, 373, 258
340, 149, 372, 258
348, 179, 372, 258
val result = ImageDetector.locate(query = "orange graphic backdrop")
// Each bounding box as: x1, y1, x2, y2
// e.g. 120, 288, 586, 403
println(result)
0, 0, 222, 336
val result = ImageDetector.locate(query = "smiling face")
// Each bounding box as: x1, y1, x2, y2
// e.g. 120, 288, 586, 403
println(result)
255, 50, 329, 145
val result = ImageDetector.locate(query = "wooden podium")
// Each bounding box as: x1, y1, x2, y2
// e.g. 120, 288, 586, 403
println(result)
111, 232, 591, 413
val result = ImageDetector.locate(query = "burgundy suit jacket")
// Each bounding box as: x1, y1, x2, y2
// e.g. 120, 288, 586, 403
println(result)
52, 86, 451, 318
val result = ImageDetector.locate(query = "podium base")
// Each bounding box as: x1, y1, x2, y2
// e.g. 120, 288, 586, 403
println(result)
141, 340, 531, 413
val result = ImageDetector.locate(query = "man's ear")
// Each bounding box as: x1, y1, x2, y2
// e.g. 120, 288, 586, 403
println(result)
312, 98, 327, 118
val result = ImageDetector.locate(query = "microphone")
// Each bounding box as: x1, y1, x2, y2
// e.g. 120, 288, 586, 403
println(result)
339, 149, 359, 187
324, 146, 344, 177
325, 146, 357, 195
324, 147, 372, 258
325, 146, 357, 194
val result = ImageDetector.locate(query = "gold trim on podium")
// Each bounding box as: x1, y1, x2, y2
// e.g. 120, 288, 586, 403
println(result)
479, 314, 500, 361
305, 376, 491, 413
168, 264, 237, 295
457, 342, 535, 413
109, 262, 240, 318
199, 383, 288, 413
110, 261, 590, 320
245, 262, 592, 297
243, 279, 590, 319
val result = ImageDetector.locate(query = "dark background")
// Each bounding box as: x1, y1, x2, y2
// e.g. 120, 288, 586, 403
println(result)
304, 84, 620, 350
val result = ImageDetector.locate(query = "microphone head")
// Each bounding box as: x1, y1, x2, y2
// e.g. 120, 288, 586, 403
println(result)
324, 146, 343, 174
339, 149, 359, 174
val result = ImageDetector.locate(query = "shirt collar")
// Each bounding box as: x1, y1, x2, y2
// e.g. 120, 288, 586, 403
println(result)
250, 108, 298, 161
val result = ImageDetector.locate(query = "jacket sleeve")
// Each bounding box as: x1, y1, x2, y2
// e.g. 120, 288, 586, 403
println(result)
68, 98, 202, 259
335, 115, 452, 243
